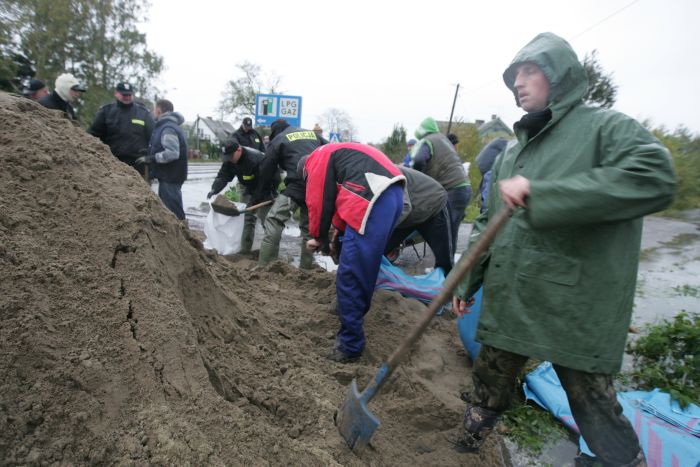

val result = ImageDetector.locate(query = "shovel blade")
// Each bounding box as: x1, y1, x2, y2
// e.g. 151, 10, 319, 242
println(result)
336, 378, 380, 454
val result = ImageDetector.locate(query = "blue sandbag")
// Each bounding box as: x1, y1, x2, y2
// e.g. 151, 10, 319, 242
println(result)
456, 287, 483, 362
523, 362, 700, 467
375, 257, 445, 305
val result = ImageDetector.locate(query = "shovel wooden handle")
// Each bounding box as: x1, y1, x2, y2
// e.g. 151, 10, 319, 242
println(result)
382, 206, 513, 393
243, 199, 274, 213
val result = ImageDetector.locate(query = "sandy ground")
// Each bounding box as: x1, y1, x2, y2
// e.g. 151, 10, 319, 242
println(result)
0, 92, 510, 465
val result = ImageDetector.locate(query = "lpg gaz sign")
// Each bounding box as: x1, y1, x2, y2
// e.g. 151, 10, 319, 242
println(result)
255, 94, 302, 127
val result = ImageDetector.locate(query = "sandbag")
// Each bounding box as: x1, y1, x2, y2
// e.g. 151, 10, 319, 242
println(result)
202, 204, 244, 255
456, 287, 483, 362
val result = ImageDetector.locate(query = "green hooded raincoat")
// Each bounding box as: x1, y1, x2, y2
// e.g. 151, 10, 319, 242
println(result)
453, 33, 676, 374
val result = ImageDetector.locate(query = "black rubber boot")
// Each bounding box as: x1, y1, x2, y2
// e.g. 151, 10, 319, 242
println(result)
448, 394, 500, 453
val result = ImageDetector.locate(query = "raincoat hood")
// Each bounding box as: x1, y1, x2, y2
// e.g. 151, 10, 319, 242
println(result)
158, 111, 184, 126
414, 117, 440, 139
503, 32, 588, 117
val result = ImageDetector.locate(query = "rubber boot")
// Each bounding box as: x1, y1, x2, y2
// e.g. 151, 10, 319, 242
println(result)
299, 239, 314, 270
574, 449, 647, 467
239, 212, 255, 254
448, 394, 500, 453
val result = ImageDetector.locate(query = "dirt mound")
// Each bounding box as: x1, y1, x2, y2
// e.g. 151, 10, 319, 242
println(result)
0, 92, 507, 466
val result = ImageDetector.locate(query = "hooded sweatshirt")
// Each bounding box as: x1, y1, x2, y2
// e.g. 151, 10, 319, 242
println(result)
452, 32, 676, 374
410, 117, 468, 190
149, 112, 188, 184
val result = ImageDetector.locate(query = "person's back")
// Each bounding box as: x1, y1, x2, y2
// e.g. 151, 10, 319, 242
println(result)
256, 118, 325, 269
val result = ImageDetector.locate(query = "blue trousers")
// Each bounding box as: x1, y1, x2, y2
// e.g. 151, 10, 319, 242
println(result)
335, 184, 404, 356
158, 181, 185, 220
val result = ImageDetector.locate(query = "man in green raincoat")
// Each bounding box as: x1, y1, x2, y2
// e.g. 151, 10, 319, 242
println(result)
449, 33, 676, 466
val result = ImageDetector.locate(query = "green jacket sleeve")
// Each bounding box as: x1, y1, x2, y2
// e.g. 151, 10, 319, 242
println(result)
526, 114, 676, 228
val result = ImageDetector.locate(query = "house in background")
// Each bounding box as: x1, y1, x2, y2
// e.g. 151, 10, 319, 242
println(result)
190, 116, 236, 159
437, 114, 514, 139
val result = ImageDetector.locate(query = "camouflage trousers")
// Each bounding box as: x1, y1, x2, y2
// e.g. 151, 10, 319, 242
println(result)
466, 344, 644, 466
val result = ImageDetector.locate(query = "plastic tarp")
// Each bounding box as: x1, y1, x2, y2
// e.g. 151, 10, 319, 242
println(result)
523, 362, 700, 467
375, 257, 445, 306
456, 287, 483, 362
202, 204, 244, 255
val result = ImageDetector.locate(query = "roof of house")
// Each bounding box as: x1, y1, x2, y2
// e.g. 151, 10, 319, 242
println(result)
436, 114, 514, 138
198, 116, 235, 142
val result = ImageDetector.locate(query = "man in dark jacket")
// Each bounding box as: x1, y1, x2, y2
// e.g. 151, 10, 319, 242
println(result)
386, 166, 452, 274
449, 33, 676, 467
474, 137, 508, 214
302, 143, 405, 362
89, 82, 155, 178
136, 99, 188, 220
207, 140, 278, 254
232, 117, 265, 152
409, 117, 471, 254
255, 119, 325, 269
22, 78, 48, 101
38, 73, 86, 120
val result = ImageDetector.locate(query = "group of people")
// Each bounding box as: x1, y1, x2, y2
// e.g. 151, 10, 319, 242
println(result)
23, 74, 189, 220
25, 31, 676, 465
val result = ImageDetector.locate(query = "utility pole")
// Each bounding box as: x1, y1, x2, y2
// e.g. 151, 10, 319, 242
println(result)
446, 83, 460, 135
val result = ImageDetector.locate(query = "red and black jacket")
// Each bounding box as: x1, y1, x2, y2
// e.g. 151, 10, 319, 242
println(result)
304, 143, 405, 247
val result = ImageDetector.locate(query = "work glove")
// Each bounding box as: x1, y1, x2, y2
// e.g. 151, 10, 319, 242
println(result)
207, 190, 217, 199
135, 155, 155, 165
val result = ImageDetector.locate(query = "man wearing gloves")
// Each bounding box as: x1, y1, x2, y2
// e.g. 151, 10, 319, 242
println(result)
89, 82, 155, 178
207, 140, 278, 254
449, 33, 676, 467
301, 143, 405, 363
136, 99, 188, 220
38, 73, 86, 120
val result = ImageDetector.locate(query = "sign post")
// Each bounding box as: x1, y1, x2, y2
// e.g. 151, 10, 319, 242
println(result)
255, 94, 302, 127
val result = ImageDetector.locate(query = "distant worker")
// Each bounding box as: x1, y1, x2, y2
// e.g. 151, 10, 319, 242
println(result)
136, 99, 188, 220
22, 78, 48, 101
387, 166, 453, 274
207, 140, 279, 254
474, 137, 508, 214
262, 134, 270, 151
449, 32, 676, 467
38, 73, 86, 120
409, 117, 472, 254
301, 143, 405, 363
402, 138, 417, 167
89, 82, 155, 178
255, 119, 325, 269
232, 117, 265, 152
313, 123, 323, 138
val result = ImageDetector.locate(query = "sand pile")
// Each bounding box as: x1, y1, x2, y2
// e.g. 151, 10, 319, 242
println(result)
0, 92, 508, 466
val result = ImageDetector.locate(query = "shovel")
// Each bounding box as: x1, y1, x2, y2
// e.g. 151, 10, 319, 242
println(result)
211, 196, 273, 217
336, 206, 513, 454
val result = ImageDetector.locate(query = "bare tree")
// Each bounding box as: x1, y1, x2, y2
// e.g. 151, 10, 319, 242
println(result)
319, 108, 357, 141
217, 61, 283, 121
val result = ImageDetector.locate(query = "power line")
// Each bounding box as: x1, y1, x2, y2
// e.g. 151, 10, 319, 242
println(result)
570, 0, 642, 40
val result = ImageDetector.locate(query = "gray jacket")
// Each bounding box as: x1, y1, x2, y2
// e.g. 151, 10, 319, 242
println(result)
397, 166, 448, 228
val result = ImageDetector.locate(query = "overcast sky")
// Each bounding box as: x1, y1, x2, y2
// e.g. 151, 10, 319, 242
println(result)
142, 0, 699, 143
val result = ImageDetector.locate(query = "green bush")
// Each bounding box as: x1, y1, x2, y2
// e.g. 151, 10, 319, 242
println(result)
625, 311, 699, 408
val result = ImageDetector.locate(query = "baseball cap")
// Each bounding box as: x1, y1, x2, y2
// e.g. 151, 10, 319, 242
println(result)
222, 140, 240, 157
23, 78, 46, 96
242, 117, 252, 127
115, 82, 133, 95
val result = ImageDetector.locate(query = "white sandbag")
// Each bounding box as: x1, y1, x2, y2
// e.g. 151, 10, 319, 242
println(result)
202, 206, 244, 255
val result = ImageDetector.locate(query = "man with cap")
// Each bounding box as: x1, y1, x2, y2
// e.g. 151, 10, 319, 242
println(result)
89, 82, 155, 178
38, 73, 86, 120
206, 140, 279, 254
255, 118, 325, 269
22, 79, 48, 101
232, 117, 265, 152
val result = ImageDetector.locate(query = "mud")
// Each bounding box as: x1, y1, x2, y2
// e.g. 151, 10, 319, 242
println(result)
0, 92, 507, 465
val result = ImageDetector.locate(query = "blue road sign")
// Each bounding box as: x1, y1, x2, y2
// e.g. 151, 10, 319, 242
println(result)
255, 94, 302, 127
